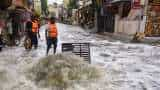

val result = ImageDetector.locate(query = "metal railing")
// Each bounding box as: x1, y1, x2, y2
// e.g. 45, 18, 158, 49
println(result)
62, 43, 91, 63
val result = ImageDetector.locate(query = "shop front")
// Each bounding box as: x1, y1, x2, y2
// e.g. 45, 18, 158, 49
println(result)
145, 0, 160, 36
77, 3, 95, 29
96, 0, 131, 33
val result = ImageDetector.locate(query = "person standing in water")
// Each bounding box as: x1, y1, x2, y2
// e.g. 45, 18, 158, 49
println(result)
45, 17, 58, 55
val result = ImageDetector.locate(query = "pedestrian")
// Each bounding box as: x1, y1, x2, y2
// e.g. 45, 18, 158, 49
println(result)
0, 27, 3, 51
0, 20, 4, 51
7, 18, 13, 46
45, 17, 58, 55
26, 21, 32, 39
10, 11, 21, 46
31, 17, 40, 49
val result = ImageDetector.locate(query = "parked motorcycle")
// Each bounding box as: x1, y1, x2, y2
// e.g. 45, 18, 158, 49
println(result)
24, 35, 32, 50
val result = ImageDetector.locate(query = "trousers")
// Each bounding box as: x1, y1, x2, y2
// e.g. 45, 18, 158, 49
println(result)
46, 37, 57, 54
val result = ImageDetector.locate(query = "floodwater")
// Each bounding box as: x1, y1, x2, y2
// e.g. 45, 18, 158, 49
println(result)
0, 23, 160, 90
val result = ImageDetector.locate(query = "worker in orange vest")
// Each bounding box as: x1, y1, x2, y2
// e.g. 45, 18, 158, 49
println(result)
45, 17, 58, 55
31, 17, 40, 49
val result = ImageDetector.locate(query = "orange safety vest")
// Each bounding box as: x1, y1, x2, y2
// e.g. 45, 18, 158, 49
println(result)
48, 24, 58, 38
32, 21, 38, 33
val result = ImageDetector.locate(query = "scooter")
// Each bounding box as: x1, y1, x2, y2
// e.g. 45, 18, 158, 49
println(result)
24, 36, 32, 50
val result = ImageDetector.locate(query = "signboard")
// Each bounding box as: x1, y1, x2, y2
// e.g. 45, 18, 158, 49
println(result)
12, 0, 23, 6
149, 0, 160, 11
140, 0, 145, 5
132, 0, 141, 9
149, 0, 160, 4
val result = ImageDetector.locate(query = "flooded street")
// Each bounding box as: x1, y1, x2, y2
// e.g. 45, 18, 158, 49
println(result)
0, 23, 160, 90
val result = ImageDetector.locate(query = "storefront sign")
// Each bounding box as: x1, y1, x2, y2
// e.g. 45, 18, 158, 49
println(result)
12, 0, 23, 6
149, 0, 160, 12
132, 0, 141, 9
149, 0, 160, 4
140, 0, 145, 5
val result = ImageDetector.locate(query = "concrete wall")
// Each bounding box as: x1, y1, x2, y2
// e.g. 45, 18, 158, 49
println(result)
115, 15, 146, 35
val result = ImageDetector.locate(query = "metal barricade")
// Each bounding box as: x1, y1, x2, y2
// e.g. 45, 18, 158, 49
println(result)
62, 43, 91, 63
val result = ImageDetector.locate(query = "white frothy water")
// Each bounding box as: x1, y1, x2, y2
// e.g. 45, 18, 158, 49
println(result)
0, 23, 160, 90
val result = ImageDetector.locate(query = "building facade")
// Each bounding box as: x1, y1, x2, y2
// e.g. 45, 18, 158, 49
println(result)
94, 0, 149, 36
77, 0, 95, 28
94, 0, 160, 37
114, 0, 144, 35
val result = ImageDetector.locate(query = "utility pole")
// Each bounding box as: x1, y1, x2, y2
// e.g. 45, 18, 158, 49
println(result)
142, 0, 149, 33
137, 6, 142, 33
137, 0, 149, 33
132, 0, 149, 41
144, 0, 149, 16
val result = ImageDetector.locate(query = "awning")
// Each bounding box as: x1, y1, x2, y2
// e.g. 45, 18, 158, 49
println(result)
102, 0, 131, 17
111, 0, 131, 3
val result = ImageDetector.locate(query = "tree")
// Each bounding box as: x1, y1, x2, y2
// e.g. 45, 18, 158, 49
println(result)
40, 0, 49, 16
67, 0, 77, 10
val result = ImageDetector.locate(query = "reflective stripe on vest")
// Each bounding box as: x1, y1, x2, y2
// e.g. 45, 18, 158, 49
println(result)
32, 21, 38, 33
48, 24, 57, 38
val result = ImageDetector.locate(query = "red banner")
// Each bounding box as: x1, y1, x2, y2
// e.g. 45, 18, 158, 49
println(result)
13, 0, 23, 6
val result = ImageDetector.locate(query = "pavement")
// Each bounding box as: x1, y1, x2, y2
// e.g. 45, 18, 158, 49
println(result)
89, 31, 160, 46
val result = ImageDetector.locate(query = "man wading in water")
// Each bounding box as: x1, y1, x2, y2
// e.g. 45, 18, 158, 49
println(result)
45, 17, 58, 55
